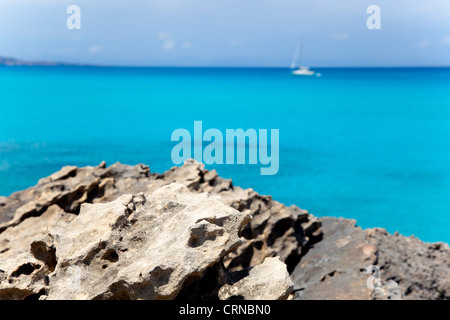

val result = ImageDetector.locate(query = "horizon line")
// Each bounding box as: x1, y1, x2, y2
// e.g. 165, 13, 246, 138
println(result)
1, 56, 450, 69
1, 64, 450, 69
2, 56, 450, 69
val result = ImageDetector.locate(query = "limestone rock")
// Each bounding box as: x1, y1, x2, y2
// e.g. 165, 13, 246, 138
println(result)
0, 162, 152, 231
0, 205, 73, 300
292, 217, 450, 300
0, 161, 319, 279
218, 188, 322, 273
1, 161, 449, 300
291, 217, 376, 300
367, 228, 450, 300
149, 162, 323, 273
46, 183, 251, 300
219, 257, 293, 300
0, 165, 104, 231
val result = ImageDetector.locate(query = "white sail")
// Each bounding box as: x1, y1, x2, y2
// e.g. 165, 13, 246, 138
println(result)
291, 40, 316, 76
290, 42, 301, 69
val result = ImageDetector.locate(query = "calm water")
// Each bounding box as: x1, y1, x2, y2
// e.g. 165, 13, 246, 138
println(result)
1, 66, 449, 243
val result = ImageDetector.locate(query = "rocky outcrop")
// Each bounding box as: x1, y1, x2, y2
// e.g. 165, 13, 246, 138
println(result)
219, 257, 293, 300
291, 217, 375, 300
47, 184, 251, 300
0, 161, 448, 300
146, 163, 322, 273
291, 217, 450, 300
0, 171, 294, 300
367, 226, 449, 300
0, 205, 73, 299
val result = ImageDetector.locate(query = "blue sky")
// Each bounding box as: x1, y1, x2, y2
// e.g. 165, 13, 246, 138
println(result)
0, 0, 449, 67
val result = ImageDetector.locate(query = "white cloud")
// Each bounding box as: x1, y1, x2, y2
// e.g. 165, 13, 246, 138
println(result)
162, 40, 175, 51
157, 31, 171, 40
183, 41, 192, 49
157, 31, 177, 51
418, 40, 431, 48
438, 36, 450, 46
89, 45, 103, 53
329, 33, 349, 41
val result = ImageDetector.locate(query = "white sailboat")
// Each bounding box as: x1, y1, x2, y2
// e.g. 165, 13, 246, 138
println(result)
291, 41, 316, 76
292, 66, 315, 76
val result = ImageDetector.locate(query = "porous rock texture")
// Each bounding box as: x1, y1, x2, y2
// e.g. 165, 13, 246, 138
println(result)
291, 217, 450, 300
46, 183, 250, 300
219, 257, 293, 300
0, 161, 449, 300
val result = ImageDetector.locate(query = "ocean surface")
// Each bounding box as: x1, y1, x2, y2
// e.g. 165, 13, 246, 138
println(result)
0, 66, 449, 243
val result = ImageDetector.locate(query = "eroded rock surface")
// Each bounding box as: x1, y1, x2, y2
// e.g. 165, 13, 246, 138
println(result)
0, 205, 72, 299
0, 162, 449, 300
292, 217, 450, 300
219, 257, 293, 300
46, 183, 250, 300
147, 163, 322, 273
367, 227, 450, 300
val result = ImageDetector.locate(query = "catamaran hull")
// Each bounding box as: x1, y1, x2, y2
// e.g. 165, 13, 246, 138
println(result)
292, 70, 315, 76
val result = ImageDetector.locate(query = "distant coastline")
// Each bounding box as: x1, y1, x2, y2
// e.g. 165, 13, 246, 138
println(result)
1, 56, 449, 68
0, 56, 88, 67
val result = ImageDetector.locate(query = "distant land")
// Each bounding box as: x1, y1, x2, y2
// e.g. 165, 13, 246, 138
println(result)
1, 56, 448, 68
0, 56, 86, 66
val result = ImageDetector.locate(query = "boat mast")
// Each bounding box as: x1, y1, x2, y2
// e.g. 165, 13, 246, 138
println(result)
290, 38, 303, 69
291, 42, 300, 69
299, 38, 303, 67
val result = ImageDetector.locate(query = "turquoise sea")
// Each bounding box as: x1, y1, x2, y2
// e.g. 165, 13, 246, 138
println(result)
0, 66, 449, 243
